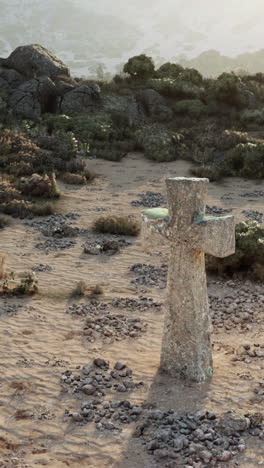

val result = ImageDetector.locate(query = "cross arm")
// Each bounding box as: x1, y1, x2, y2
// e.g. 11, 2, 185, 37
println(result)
192, 214, 235, 257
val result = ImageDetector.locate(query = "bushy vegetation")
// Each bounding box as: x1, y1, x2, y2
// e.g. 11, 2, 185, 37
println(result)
173, 99, 207, 118
147, 78, 202, 99
123, 54, 155, 79
221, 142, 264, 178
207, 222, 264, 281
93, 215, 140, 236
135, 124, 186, 162
1, 271, 39, 296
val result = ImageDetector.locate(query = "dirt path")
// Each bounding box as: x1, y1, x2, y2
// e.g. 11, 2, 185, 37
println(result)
0, 154, 263, 467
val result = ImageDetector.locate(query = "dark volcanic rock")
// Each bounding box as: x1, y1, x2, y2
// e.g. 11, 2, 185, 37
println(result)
4, 44, 69, 80
61, 83, 100, 114
137, 89, 173, 121
10, 76, 57, 119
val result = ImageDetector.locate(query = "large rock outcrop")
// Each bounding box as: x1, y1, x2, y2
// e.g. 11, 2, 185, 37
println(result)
60, 83, 100, 115
4, 44, 69, 80
101, 95, 142, 122
137, 89, 173, 121
10, 77, 57, 119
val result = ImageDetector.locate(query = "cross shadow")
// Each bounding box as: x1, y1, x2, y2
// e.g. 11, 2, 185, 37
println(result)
113, 368, 211, 468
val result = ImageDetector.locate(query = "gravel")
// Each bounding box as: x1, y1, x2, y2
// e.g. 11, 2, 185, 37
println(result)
242, 210, 263, 223
130, 263, 168, 289
206, 205, 233, 216
112, 296, 162, 312
0, 302, 23, 316
131, 191, 166, 208
239, 190, 264, 198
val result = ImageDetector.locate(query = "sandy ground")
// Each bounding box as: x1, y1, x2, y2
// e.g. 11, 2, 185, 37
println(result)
0, 153, 263, 468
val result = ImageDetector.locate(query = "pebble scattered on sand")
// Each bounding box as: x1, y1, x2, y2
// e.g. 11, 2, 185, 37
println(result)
137, 409, 263, 467
0, 303, 23, 316
131, 191, 166, 208
206, 205, 233, 216
83, 238, 131, 255
239, 190, 264, 198
112, 296, 162, 312
35, 238, 77, 252
32, 264, 52, 272
130, 263, 168, 289
242, 210, 263, 223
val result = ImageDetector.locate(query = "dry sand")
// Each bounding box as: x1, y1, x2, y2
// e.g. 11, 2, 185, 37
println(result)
0, 153, 263, 467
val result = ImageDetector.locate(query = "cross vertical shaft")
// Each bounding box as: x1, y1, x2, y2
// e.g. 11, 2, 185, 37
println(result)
142, 177, 235, 383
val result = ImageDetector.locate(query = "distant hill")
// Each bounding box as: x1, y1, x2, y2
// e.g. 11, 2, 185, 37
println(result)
1, 0, 264, 77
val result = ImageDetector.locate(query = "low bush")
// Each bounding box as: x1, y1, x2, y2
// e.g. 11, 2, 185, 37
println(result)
1, 271, 38, 296
93, 216, 140, 236
17, 173, 60, 198
135, 124, 185, 162
173, 99, 207, 118
0, 200, 56, 218
190, 164, 221, 182
240, 108, 264, 126
207, 221, 264, 281
147, 78, 202, 99
0, 215, 12, 229
221, 142, 264, 178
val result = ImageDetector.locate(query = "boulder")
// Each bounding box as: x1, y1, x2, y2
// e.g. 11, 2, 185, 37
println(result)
10, 76, 57, 119
137, 89, 173, 121
4, 44, 69, 80
101, 94, 141, 122
60, 83, 100, 115
218, 411, 250, 436
0, 67, 24, 90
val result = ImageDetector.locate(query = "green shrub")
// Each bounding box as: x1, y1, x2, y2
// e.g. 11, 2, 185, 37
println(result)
240, 108, 264, 125
178, 68, 203, 86
173, 99, 207, 118
211, 72, 245, 107
135, 124, 185, 162
147, 78, 202, 99
123, 54, 155, 79
221, 142, 264, 178
93, 216, 140, 236
213, 130, 249, 151
1, 271, 38, 296
190, 164, 221, 181
207, 221, 264, 280
156, 62, 184, 79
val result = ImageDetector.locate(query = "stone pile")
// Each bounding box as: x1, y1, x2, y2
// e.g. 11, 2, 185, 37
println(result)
0, 303, 23, 316
112, 296, 162, 312
67, 301, 147, 342
131, 191, 166, 208
206, 206, 233, 216
83, 238, 131, 256
209, 286, 263, 332
130, 263, 168, 289
239, 190, 264, 198
137, 409, 263, 467
233, 343, 264, 362
242, 210, 263, 223
62, 359, 144, 431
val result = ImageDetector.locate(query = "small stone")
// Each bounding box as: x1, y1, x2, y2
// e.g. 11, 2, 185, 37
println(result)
217, 450, 232, 462
82, 384, 96, 395
72, 412, 83, 422
114, 360, 126, 371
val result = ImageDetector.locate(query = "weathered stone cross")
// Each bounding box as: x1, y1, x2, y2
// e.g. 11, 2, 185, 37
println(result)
142, 177, 235, 383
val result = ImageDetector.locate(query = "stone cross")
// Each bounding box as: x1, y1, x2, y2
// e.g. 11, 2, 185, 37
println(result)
142, 177, 235, 383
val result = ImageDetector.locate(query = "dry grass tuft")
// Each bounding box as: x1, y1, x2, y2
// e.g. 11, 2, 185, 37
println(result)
93, 215, 140, 236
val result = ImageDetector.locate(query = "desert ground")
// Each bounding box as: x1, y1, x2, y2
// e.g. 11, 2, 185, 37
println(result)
0, 153, 263, 468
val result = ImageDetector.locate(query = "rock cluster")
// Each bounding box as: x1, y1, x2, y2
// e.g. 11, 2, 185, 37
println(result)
35, 238, 76, 252
205, 206, 233, 216
137, 409, 262, 467
130, 263, 168, 288
62, 359, 144, 431
233, 343, 264, 362
0, 303, 23, 315
61, 358, 144, 396
253, 381, 264, 401
131, 191, 166, 208
67, 300, 147, 342
242, 210, 263, 223
112, 296, 162, 312
24, 213, 80, 234
209, 284, 263, 332
83, 238, 131, 256
239, 190, 264, 198
32, 264, 52, 272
